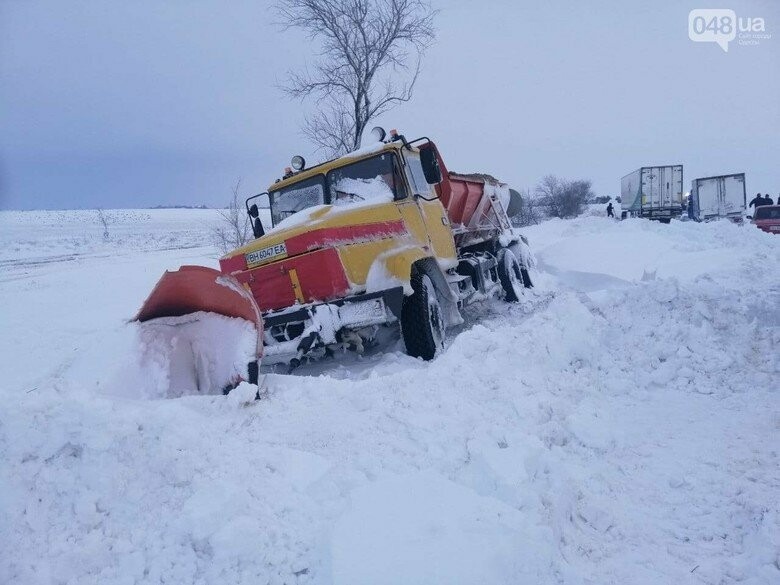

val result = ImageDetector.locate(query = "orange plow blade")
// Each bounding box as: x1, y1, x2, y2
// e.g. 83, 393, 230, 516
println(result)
135, 265, 261, 330
134, 266, 263, 397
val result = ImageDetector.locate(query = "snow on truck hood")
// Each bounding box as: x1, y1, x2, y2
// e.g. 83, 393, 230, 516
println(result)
226, 187, 402, 265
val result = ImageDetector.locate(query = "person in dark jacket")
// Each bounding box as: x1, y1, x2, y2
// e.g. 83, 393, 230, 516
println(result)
606, 201, 614, 218
749, 193, 765, 209
765, 194, 776, 205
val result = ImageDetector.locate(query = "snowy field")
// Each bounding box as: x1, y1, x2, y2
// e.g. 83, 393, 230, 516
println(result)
1, 209, 778, 584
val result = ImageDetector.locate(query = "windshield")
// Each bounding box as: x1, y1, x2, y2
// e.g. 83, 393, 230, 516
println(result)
267, 152, 406, 227
754, 206, 780, 220
328, 153, 406, 206
269, 175, 326, 226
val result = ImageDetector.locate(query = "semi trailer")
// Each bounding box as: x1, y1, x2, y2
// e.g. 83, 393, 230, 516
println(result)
689, 173, 746, 222
621, 165, 684, 222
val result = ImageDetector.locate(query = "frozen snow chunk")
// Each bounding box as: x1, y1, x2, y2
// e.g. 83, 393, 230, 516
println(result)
465, 436, 543, 489
575, 497, 615, 533
331, 471, 555, 584
227, 381, 258, 407
73, 493, 102, 527
649, 279, 679, 303
650, 361, 678, 387
266, 447, 332, 493
565, 411, 619, 452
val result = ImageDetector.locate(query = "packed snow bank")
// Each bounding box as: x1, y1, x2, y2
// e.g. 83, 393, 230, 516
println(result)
34, 311, 257, 401
132, 312, 257, 398
332, 471, 555, 585
524, 214, 777, 284
1, 212, 778, 584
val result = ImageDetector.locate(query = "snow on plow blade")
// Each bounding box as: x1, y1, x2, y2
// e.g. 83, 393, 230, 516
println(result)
134, 266, 263, 398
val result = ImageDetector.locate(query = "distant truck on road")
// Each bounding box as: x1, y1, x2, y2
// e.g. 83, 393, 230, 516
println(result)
621, 165, 684, 223
689, 173, 746, 222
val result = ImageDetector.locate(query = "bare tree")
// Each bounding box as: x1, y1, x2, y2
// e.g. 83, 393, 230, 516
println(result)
564, 180, 594, 217
96, 208, 110, 241
534, 175, 593, 219
277, 0, 436, 156
213, 179, 251, 255
534, 175, 562, 218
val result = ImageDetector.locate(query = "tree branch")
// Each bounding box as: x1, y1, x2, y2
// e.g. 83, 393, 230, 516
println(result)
276, 0, 436, 156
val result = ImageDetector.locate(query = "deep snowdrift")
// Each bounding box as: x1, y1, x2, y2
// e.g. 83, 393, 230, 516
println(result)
0, 211, 778, 584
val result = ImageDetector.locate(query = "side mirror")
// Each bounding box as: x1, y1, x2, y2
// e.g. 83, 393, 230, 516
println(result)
420, 148, 442, 184
252, 217, 265, 238
246, 192, 269, 238
505, 188, 523, 217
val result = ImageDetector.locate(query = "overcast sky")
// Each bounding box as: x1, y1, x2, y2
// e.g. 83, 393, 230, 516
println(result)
1, 0, 778, 210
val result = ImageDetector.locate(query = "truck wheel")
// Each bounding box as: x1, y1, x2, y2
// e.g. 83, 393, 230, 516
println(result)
401, 272, 445, 360
497, 248, 525, 302
520, 267, 534, 288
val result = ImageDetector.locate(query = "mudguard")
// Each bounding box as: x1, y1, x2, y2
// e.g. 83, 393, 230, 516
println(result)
368, 247, 457, 303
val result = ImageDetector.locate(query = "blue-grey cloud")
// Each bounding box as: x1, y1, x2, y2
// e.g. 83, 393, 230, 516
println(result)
1, 0, 778, 209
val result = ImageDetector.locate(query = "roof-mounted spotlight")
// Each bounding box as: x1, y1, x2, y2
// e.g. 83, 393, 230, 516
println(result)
370, 126, 387, 143
291, 155, 306, 171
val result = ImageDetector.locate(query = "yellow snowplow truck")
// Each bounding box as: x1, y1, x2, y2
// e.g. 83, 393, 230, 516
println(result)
139, 128, 534, 377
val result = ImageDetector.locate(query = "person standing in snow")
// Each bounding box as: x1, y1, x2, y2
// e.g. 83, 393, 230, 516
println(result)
749, 192, 765, 210
606, 201, 614, 218
765, 194, 776, 205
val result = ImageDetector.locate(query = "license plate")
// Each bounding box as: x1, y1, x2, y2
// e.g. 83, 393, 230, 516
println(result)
246, 242, 287, 266
771, 225, 780, 231
339, 298, 387, 326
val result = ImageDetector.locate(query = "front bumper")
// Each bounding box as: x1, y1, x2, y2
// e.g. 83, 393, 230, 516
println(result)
262, 287, 404, 362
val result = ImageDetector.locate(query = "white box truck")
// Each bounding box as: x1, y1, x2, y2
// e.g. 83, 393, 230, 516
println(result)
689, 173, 746, 222
621, 165, 684, 223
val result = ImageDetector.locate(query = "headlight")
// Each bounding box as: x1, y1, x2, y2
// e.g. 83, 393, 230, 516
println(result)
369, 126, 386, 142
291, 155, 306, 171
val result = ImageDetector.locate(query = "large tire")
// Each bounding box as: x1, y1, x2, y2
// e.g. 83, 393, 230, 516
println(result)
497, 248, 526, 302
401, 272, 445, 360
508, 241, 534, 289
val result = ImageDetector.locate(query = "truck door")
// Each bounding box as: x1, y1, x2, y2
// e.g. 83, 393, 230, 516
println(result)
672, 166, 683, 207
641, 168, 655, 208
660, 167, 671, 208
697, 178, 720, 219
658, 166, 681, 208
722, 175, 746, 216
403, 152, 457, 261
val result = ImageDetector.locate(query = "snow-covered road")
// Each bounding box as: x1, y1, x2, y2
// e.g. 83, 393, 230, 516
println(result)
1, 210, 778, 584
